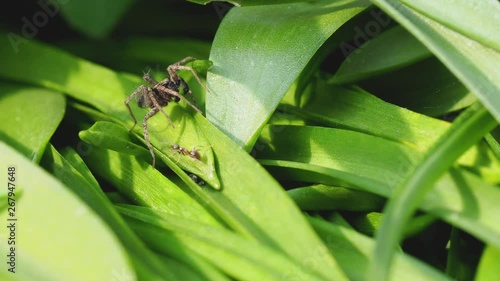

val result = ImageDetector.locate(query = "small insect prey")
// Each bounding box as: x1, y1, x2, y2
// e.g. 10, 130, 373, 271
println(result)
171, 144, 201, 161
124, 57, 207, 167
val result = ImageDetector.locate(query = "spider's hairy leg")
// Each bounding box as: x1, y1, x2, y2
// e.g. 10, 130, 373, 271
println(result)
125, 85, 148, 131
143, 73, 158, 85
160, 86, 202, 114
146, 89, 175, 128
167, 57, 197, 77
171, 65, 209, 94
143, 108, 159, 167
176, 56, 197, 65
167, 57, 208, 93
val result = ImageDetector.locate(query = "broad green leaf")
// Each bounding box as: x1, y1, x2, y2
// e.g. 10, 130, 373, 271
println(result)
287, 184, 385, 211
369, 103, 497, 281
0, 82, 65, 162
206, 0, 370, 149
370, 0, 500, 122
79, 120, 218, 188
0, 142, 134, 281
119, 205, 328, 281
475, 245, 500, 281
0, 35, 348, 280
398, 0, 500, 52
309, 217, 451, 281
280, 84, 448, 151
59, 147, 102, 189
0, 33, 221, 189
41, 145, 179, 280
187, 115, 349, 280
258, 125, 419, 195
79, 121, 149, 156
80, 145, 221, 227
60, 0, 135, 38
280, 85, 488, 168
257, 125, 500, 250
331, 25, 432, 84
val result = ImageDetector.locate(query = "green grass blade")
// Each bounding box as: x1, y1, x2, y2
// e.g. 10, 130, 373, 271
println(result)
280, 85, 448, 151
80, 145, 221, 227
257, 125, 500, 249
0, 82, 65, 162
370, 0, 500, 122
78, 120, 219, 188
0, 142, 135, 280
287, 184, 385, 211
206, 0, 369, 149
309, 216, 452, 281
187, 115, 350, 280
0, 33, 221, 189
0, 34, 348, 280
369, 103, 498, 281
119, 205, 329, 281
41, 144, 179, 280
79, 121, 149, 156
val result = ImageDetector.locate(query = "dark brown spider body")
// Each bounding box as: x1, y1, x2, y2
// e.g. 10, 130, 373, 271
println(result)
124, 57, 207, 167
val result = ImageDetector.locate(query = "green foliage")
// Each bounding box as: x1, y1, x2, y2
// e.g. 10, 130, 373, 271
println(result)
0, 0, 498, 280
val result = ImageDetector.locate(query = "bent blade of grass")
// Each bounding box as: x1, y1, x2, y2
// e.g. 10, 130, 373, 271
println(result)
0, 82, 65, 162
280, 85, 448, 151
280, 84, 490, 169
0, 142, 135, 281
79, 121, 150, 156
309, 216, 452, 281
192, 115, 348, 280
0, 34, 348, 280
80, 145, 222, 227
370, 0, 500, 122
258, 125, 420, 192
41, 144, 184, 280
206, 0, 370, 149
287, 184, 385, 212
257, 125, 500, 250
118, 205, 328, 281
78, 120, 220, 189
0, 34, 221, 189
369, 103, 498, 281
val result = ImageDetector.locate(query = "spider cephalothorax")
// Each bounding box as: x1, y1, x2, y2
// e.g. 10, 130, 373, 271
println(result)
124, 57, 207, 167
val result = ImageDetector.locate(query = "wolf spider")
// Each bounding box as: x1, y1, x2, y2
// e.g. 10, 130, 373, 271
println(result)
125, 57, 207, 167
